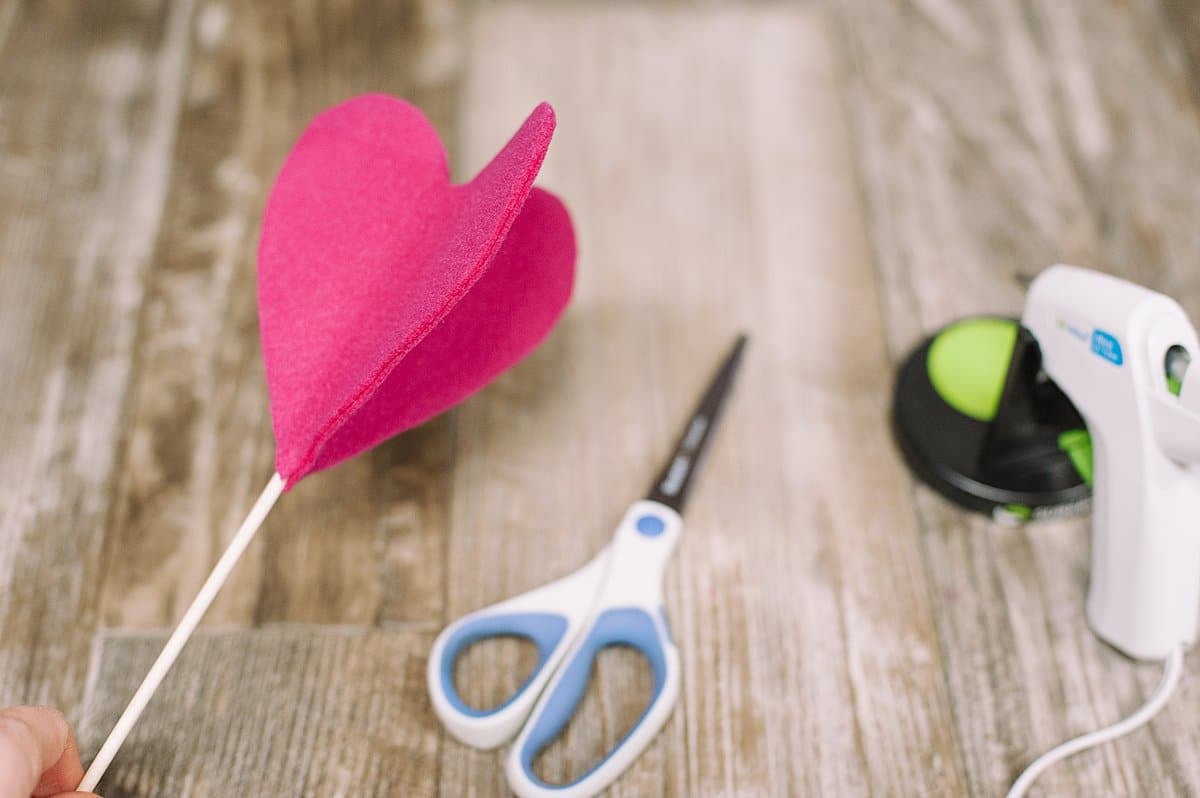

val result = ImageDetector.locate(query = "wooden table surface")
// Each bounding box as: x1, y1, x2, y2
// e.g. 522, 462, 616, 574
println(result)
4, 1, 1200, 795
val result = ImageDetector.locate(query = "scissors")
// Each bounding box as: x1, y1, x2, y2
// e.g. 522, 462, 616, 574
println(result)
428, 333, 747, 798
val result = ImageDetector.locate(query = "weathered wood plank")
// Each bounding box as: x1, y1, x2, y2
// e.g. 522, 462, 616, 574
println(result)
841, 0, 1200, 794
95, 0, 462, 635
0, 0, 192, 713
443, 4, 964, 795
1160, 0, 1200, 109
77, 626, 438, 797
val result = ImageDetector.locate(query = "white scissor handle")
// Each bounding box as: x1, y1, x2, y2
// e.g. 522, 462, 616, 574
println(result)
505, 501, 683, 798
427, 549, 610, 749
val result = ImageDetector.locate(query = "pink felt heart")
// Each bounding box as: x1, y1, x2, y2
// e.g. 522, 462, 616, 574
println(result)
258, 95, 575, 487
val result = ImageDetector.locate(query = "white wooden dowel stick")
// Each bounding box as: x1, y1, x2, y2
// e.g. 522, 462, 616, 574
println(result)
79, 472, 286, 792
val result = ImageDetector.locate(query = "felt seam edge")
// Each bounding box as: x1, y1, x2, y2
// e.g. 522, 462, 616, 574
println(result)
283, 157, 550, 487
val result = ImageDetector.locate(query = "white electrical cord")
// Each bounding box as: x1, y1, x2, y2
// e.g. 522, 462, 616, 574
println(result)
1006, 644, 1186, 798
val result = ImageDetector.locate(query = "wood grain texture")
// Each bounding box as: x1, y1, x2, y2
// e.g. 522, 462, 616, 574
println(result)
842, 0, 1200, 794
78, 626, 438, 797
1161, 0, 1200, 108
0, 0, 193, 713
443, 4, 962, 795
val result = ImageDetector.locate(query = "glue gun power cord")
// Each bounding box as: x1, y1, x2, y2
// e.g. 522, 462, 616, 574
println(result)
1006, 644, 1186, 798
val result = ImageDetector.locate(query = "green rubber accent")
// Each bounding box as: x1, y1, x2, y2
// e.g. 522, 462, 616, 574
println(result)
1004, 503, 1033, 521
1169, 374, 1183, 396
1057, 429, 1093, 486
926, 318, 1019, 422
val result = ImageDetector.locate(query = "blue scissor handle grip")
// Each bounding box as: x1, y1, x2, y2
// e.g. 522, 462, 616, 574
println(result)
506, 606, 681, 797
428, 549, 612, 751
438, 612, 569, 717
429, 610, 570, 748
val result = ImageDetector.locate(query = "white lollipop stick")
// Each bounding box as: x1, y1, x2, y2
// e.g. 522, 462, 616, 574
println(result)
79, 472, 285, 791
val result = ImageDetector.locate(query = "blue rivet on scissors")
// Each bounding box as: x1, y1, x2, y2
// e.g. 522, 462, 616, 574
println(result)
636, 515, 665, 536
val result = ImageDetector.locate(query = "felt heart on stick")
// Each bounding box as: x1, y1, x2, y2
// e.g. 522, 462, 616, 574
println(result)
258, 94, 576, 487
79, 97, 575, 790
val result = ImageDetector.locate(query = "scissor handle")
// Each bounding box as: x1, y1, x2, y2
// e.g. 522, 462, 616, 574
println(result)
428, 550, 610, 749
504, 604, 681, 798
505, 501, 684, 798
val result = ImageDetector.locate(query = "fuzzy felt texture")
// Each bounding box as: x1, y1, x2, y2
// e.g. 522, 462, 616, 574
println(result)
258, 95, 575, 487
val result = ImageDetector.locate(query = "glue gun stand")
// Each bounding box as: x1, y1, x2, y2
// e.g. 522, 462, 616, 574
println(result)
893, 320, 1093, 521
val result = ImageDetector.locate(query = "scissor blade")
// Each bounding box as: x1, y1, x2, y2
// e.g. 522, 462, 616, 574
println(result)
646, 333, 748, 513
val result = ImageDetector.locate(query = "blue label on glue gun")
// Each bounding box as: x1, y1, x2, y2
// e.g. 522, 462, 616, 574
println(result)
1090, 329, 1124, 366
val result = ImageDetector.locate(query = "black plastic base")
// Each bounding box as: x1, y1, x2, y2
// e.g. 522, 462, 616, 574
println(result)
892, 319, 1091, 520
